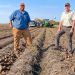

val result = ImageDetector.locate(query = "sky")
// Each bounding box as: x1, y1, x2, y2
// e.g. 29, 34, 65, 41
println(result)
0, 0, 75, 23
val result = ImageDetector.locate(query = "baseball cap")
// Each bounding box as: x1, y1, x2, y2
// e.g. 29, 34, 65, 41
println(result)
65, 3, 70, 6
20, 3, 25, 6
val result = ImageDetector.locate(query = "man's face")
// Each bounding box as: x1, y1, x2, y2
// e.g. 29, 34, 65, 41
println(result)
20, 5, 25, 11
65, 5, 70, 11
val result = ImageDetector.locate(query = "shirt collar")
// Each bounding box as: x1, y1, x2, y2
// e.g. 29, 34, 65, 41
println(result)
19, 9, 25, 14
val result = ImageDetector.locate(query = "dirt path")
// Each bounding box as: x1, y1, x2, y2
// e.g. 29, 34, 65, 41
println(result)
39, 27, 75, 75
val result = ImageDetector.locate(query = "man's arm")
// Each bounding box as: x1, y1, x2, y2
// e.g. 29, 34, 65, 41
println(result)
9, 10, 17, 29
58, 21, 63, 32
27, 12, 31, 27
9, 19, 13, 29
59, 21, 63, 29
70, 20, 75, 34
26, 22, 30, 31
27, 22, 30, 27
58, 12, 63, 32
72, 20, 75, 29
70, 11, 75, 33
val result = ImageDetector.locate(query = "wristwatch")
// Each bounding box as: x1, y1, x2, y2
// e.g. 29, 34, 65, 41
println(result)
71, 28, 74, 30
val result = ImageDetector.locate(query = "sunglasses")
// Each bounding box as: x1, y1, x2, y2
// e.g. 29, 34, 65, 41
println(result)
65, 5, 70, 7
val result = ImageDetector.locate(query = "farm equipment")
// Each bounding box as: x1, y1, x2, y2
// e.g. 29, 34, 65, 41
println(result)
37, 21, 40, 27
51, 21, 55, 26
42, 19, 54, 27
29, 20, 37, 27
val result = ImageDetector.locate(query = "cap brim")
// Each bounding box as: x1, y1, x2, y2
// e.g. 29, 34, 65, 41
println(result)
21, 5, 25, 6
65, 4, 70, 6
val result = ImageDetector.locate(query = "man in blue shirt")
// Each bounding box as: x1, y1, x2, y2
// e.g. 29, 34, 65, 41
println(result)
9, 3, 32, 50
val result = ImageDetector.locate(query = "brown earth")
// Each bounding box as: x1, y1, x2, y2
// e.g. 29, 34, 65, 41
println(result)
0, 24, 40, 49
40, 26, 75, 75
0, 24, 75, 75
0, 24, 44, 75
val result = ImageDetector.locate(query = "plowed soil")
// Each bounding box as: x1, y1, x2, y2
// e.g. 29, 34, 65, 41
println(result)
0, 24, 75, 75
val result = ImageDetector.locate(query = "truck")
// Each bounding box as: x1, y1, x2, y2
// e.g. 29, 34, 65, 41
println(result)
29, 20, 37, 27
37, 21, 40, 27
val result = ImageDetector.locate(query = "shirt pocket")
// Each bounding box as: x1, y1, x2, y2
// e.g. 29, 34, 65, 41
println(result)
16, 14, 22, 20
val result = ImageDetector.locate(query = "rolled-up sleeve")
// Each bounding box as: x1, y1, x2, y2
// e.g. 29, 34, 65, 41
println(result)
9, 11, 16, 21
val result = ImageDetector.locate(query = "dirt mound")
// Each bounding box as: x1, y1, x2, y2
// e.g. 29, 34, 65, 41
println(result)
0, 27, 43, 75
7, 28, 46, 75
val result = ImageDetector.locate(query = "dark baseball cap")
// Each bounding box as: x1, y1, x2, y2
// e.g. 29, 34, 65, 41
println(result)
65, 3, 70, 6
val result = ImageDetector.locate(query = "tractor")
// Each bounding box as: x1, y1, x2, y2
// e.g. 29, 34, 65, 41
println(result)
42, 19, 54, 27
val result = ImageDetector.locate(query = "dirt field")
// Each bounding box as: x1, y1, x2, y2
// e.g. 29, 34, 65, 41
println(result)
0, 24, 75, 75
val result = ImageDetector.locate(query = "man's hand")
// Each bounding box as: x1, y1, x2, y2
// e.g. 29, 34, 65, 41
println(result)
57, 21, 62, 32
9, 19, 13, 29
70, 29, 73, 34
27, 22, 30, 31
57, 29, 61, 32
26, 27, 29, 31
10, 24, 13, 29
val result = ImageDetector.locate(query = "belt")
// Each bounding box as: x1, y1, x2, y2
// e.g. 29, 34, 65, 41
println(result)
63, 26, 72, 28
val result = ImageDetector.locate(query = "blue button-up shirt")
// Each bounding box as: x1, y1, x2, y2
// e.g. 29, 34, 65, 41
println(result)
9, 9, 31, 29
